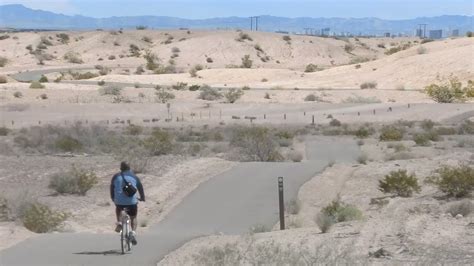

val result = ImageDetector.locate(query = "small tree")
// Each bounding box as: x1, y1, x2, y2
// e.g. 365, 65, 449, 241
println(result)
144, 50, 159, 70
198, 85, 223, 101
129, 44, 141, 57
39, 75, 48, 83
379, 170, 421, 197
379, 126, 404, 141
144, 129, 174, 155
224, 88, 243, 103
230, 127, 282, 162
304, 64, 320, 73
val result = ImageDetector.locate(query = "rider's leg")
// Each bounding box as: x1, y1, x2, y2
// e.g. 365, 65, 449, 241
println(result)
130, 216, 137, 231
115, 206, 121, 222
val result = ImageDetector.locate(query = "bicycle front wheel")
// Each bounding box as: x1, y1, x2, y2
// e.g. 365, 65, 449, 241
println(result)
121, 220, 127, 254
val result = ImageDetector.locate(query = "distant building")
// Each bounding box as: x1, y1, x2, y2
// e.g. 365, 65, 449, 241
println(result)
429, 30, 443, 39
275, 30, 289, 34
415, 29, 423, 38
451, 29, 460, 37
384, 32, 391, 37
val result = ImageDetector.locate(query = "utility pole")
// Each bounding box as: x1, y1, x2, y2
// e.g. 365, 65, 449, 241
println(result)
418, 24, 427, 38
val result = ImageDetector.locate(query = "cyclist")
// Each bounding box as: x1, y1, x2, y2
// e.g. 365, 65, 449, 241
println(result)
110, 161, 145, 245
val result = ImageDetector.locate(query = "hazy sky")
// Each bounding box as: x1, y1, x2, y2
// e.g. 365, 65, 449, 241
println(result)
1, 0, 473, 19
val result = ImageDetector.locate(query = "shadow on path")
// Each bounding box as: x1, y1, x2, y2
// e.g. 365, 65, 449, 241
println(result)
73, 250, 123, 256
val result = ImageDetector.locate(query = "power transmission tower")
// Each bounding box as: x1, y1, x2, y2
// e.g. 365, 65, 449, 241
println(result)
250, 16, 260, 31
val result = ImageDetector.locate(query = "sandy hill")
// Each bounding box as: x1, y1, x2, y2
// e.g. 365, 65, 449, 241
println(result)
0, 29, 406, 71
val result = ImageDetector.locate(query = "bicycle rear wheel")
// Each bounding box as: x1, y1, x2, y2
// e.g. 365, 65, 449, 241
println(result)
121, 217, 128, 254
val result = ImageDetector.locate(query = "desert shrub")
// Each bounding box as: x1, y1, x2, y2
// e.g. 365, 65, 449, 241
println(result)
0, 127, 10, 136
206, 57, 213, 63
129, 44, 141, 57
385, 151, 415, 161
316, 200, 362, 232
304, 64, 320, 73
108, 55, 116, 60
231, 126, 282, 162
421, 119, 435, 130
424, 77, 467, 103
63, 51, 83, 64
0, 56, 7, 67
282, 35, 291, 42
417, 46, 427, 54
224, 88, 244, 103
248, 224, 270, 234
241, 55, 252, 68
99, 85, 122, 96
357, 153, 368, 164
0, 34, 10, 40
385, 43, 411, 55
329, 119, 342, 127
13, 91, 23, 98
22, 202, 67, 233
264, 93, 270, 99
69, 71, 99, 80
446, 200, 473, 217
413, 133, 431, 146
171, 82, 187, 90
459, 120, 474, 134
435, 127, 457, 135
420, 39, 434, 44
467, 31, 473, 37
360, 81, 377, 89
155, 88, 175, 103
349, 56, 371, 64
38, 75, 48, 83
304, 94, 319, 101
236, 32, 253, 42
30, 81, 45, 89
379, 126, 404, 141
125, 124, 143, 135
288, 151, 303, 162
144, 50, 159, 70
49, 166, 98, 195
142, 36, 152, 43
39, 93, 48, 100
136, 25, 147, 30
355, 127, 371, 138
135, 65, 145, 75
286, 199, 301, 215
189, 64, 203, 77
429, 165, 474, 198
188, 85, 200, 91
198, 85, 223, 101
344, 43, 355, 53
464, 80, 474, 97
97, 80, 106, 86
342, 95, 381, 103
144, 128, 174, 155
379, 170, 421, 197
56, 33, 70, 44
55, 135, 83, 152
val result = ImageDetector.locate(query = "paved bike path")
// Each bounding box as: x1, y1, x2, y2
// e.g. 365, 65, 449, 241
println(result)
0, 137, 359, 266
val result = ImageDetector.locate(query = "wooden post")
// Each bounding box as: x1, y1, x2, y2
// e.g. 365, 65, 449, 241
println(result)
312, 115, 315, 125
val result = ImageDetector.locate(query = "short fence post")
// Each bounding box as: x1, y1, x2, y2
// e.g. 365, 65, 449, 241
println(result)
312, 115, 315, 125
264, 114, 266, 119
278, 177, 285, 230
284, 114, 286, 120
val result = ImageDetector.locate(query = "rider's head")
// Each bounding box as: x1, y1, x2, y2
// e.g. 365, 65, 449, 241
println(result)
120, 161, 130, 172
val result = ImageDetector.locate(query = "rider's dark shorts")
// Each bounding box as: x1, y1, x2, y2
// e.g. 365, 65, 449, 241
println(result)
115, 204, 138, 217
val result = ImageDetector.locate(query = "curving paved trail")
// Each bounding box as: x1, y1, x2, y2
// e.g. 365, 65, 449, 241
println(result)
0, 137, 359, 266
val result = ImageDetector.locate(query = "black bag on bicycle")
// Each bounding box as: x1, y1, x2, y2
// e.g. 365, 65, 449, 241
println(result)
121, 173, 137, 197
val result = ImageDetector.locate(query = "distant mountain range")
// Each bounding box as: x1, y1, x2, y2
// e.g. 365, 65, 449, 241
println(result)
0, 4, 472, 35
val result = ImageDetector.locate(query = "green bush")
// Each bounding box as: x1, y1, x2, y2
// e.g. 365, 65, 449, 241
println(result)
55, 135, 83, 152
189, 85, 200, 91
171, 82, 188, 90
49, 166, 98, 195
56, 33, 70, 44
198, 85, 223, 101
144, 128, 174, 155
22, 202, 67, 233
236, 32, 253, 42
304, 94, 320, 102
230, 126, 282, 162
379, 126, 404, 141
413, 133, 431, 146
424, 77, 467, 103
379, 170, 421, 197
344, 43, 354, 53
459, 120, 474, 134
99, 85, 122, 96
129, 44, 141, 57
155, 88, 175, 103
316, 200, 362, 232
429, 165, 474, 198
144, 50, 159, 70
38, 75, 48, 83
126, 124, 143, 135
355, 127, 371, 138
30, 81, 45, 89
224, 88, 244, 103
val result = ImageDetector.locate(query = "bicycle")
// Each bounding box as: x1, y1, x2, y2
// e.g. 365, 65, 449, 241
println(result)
119, 208, 132, 254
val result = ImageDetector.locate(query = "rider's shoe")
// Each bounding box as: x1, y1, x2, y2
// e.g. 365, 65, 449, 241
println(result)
114, 222, 122, 233
130, 231, 137, 245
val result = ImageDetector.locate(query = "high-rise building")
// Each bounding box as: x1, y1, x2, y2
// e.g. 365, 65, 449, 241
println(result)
451, 29, 460, 37
415, 29, 423, 37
